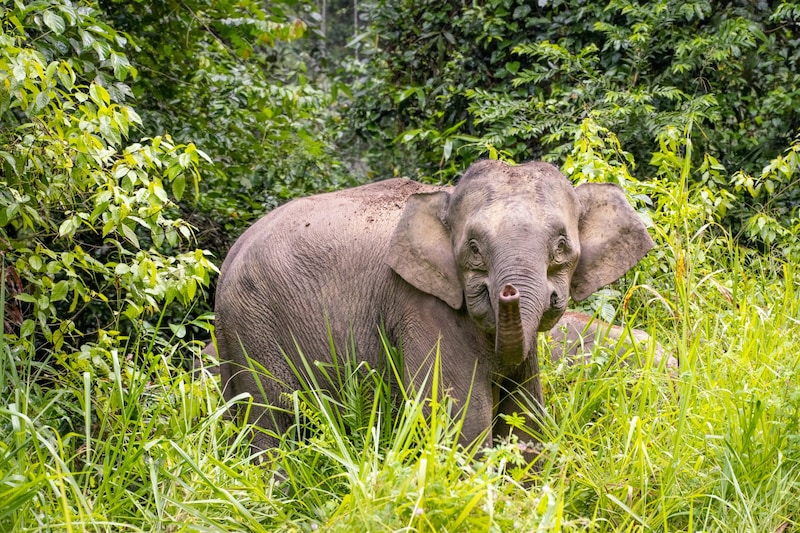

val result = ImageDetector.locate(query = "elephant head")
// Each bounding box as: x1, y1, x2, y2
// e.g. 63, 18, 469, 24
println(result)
386, 159, 653, 406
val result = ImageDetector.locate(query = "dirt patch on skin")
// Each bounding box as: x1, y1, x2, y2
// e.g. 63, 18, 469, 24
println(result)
368, 179, 446, 208
349, 179, 449, 224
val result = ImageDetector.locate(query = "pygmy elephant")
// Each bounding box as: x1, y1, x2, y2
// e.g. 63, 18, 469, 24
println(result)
215, 160, 654, 451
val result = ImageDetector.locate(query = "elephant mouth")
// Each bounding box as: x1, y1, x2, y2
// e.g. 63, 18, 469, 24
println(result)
538, 306, 566, 332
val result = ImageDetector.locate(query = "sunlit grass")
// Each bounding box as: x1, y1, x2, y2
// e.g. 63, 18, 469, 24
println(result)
2, 240, 800, 531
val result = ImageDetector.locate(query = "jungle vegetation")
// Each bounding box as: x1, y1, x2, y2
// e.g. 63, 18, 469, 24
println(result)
1, 0, 799, 530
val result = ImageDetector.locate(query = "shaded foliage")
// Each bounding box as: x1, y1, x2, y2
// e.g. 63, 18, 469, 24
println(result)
99, 0, 360, 258
0, 0, 215, 360
337, 0, 799, 251
345, 1, 799, 175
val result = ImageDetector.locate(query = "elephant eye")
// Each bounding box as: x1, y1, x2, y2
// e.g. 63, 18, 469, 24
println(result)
551, 236, 569, 263
469, 240, 481, 256
466, 239, 486, 270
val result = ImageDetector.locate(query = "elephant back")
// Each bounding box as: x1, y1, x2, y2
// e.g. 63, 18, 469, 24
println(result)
214, 178, 448, 372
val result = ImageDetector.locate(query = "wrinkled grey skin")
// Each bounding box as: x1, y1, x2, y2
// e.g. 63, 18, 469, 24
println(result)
547, 312, 677, 369
215, 160, 654, 450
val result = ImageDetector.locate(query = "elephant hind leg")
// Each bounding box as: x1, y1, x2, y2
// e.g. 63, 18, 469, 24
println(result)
221, 360, 296, 454
216, 327, 295, 453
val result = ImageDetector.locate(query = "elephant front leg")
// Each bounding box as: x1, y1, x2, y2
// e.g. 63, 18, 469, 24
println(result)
410, 349, 495, 450
493, 349, 545, 456
399, 318, 496, 450
455, 375, 494, 450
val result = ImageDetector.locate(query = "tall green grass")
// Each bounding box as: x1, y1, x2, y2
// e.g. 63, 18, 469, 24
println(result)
3, 159, 800, 530
539, 251, 800, 531
3, 239, 798, 531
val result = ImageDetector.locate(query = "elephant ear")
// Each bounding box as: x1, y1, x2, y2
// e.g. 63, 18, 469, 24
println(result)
386, 191, 464, 309
570, 183, 655, 301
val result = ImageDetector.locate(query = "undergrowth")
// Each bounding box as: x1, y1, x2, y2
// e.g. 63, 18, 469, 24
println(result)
3, 240, 799, 531
3, 126, 799, 531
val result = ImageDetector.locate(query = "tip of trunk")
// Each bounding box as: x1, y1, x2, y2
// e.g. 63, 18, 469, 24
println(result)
495, 284, 526, 367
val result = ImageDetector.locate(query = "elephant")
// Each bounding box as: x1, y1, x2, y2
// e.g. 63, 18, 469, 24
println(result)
546, 311, 676, 369
214, 159, 655, 451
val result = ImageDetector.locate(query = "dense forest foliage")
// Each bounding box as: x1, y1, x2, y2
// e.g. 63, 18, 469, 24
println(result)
1, 0, 799, 531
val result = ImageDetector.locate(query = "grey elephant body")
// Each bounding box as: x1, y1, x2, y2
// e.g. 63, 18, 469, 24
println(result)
547, 312, 676, 368
217, 179, 496, 446
216, 160, 654, 450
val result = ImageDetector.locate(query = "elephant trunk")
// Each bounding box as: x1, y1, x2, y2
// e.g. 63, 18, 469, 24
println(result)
495, 284, 526, 368
494, 280, 546, 413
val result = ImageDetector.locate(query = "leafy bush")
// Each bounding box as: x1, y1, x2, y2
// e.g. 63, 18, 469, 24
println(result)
342, 1, 799, 211
732, 135, 800, 261
0, 0, 216, 360
341, 0, 544, 180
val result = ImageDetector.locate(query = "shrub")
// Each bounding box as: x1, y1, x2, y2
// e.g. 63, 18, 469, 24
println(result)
0, 0, 215, 380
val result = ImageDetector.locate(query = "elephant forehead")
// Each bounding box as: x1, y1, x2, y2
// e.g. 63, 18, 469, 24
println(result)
456, 160, 572, 194
454, 174, 577, 213
453, 187, 580, 229
464, 204, 578, 240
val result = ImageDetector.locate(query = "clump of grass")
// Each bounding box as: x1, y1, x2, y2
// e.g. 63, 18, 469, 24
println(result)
244, 333, 559, 531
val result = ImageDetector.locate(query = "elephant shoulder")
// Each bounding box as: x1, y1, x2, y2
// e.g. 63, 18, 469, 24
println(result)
267, 179, 446, 235
221, 180, 443, 274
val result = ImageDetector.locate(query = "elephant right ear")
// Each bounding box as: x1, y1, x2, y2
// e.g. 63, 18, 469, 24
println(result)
570, 183, 655, 301
386, 191, 464, 310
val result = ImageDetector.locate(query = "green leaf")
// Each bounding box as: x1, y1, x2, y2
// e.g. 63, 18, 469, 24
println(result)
166, 227, 178, 247
43, 10, 66, 34
442, 139, 453, 162
121, 223, 140, 248
79, 28, 94, 47
169, 323, 187, 338
89, 83, 110, 106
172, 175, 186, 201
45, 61, 58, 81
58, 217, 80, 238
32, 91, 50, 114
57, 63, 75, 90
113, 164, 129, 179
109, 53, 131, 81
20, 319, 36, 337
151, 182, 169, 204
51, 280, 70, 302
16, 294, 39, 304
0, 151, 18, 175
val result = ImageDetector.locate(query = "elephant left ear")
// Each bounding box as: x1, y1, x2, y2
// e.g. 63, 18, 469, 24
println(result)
570, 183, 655, 301
386, 191, 464, 310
